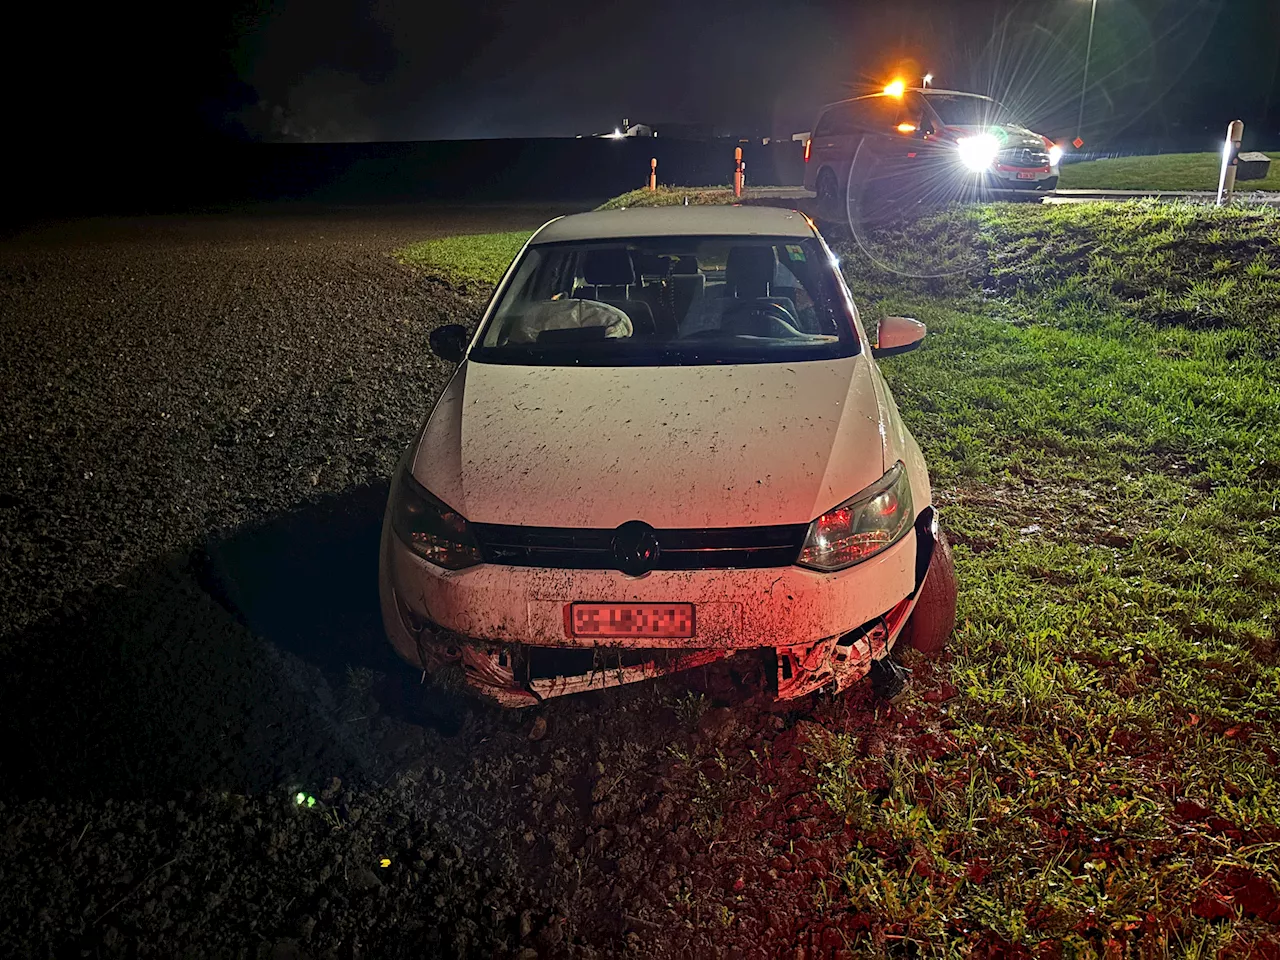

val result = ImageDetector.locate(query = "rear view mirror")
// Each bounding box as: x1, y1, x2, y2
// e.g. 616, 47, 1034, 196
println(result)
872, 316, 926, 358
428, 323, 469, 363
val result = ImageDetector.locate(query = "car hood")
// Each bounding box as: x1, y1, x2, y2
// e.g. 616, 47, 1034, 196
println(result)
943, 123, 1048, 150
411, 356, 887, 529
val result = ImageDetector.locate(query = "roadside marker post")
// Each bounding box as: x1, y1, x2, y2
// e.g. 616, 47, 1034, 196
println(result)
1217, 120, 1244, 206
649, 158, 657, 191
734, 147, 743, 198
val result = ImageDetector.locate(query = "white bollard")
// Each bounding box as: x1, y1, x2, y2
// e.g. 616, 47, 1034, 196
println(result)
1217, 120, 1244, 206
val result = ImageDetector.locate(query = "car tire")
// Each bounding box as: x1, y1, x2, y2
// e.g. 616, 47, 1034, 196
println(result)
1041, 175, 1059, 192
900, 526, 957, 657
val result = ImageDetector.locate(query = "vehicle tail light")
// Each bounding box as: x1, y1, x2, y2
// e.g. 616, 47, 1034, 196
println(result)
804, 138, 811, 162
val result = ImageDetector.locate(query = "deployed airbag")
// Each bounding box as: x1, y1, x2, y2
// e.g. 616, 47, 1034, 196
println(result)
504, 298, 633, 344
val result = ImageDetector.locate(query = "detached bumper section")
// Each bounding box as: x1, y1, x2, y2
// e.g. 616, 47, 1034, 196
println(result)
380, 507, 941, 706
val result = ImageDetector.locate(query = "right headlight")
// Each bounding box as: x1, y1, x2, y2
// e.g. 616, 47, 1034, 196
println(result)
390, 469, 483, 570
797, 461, 914, 572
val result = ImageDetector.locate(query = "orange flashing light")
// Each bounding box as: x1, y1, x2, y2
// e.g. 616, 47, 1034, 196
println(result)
804, 138, 811, 162
883, 80, 906, 97
896, 122, 917, 134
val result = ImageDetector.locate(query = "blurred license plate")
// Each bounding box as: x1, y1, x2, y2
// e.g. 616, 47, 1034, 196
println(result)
1017, 171, 1037, 180
568, 603, 695, 638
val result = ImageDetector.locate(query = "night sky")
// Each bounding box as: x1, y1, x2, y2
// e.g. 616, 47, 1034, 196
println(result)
13, 0, 1279, 145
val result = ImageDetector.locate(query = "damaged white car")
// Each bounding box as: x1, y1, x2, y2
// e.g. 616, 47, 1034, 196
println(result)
379, 206, 956, 707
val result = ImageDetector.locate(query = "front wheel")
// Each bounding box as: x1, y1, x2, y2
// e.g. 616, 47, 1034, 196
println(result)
899, 526, 957, 657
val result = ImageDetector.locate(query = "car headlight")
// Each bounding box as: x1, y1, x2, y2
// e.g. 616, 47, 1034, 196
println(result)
1048, 144, 1063, 167
390, 469, 483, 570
797, 462, 914, 572
956, 134, 999, 172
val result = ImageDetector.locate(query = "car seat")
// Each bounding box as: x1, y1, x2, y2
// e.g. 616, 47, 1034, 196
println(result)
669, 256, 706, 328
723, 246, 798, 321
575, 249, 656, 337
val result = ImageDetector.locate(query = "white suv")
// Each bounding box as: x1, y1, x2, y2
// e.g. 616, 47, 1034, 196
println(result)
380, 206, 957, 707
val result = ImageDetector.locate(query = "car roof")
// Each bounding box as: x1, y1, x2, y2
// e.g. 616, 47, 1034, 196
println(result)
820, 88, 996, 111
530, 206, 817, 244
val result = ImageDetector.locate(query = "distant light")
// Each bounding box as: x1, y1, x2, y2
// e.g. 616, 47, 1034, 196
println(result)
896, 122, 917, 134
609, 128, 624, 139
923, 73, 933, 87
883, 80, 906, 97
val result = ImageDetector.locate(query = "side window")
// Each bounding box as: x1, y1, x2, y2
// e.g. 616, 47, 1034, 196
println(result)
903, 93, 932, 133
863, 96, 903, 133
815, 104, 861, 137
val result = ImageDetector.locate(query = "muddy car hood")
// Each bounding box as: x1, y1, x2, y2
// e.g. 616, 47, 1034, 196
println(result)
411, 355, 887, 529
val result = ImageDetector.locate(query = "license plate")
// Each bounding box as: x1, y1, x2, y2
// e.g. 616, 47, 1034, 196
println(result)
1017, 171, 1037, 180
567, 603, 695, 639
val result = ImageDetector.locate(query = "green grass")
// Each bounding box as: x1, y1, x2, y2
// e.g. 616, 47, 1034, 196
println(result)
814, 202, 1280, 953
394, 230, 532, 285
596, 185, 755, 210
1060, 152, 1280, 192
400, 201, 1280, 953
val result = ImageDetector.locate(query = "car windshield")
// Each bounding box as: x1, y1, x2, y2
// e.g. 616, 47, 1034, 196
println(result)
471, 235, 859, 366
926, 94, 1018, 127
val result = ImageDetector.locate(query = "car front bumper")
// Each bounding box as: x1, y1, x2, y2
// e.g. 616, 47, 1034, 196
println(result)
379, 512, 937, 707
982, 164, 1059, 191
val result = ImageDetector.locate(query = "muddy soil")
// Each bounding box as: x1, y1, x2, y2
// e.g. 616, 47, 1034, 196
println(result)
0, 206, 960, 958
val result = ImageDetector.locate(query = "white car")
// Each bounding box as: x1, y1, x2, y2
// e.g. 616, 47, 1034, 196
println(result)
379, 207, 956, 707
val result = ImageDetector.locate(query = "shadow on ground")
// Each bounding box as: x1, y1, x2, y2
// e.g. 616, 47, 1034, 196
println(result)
0, 481, 442, 803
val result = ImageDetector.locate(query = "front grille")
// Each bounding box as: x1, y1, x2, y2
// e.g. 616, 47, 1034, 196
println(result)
470, 522, 807, 570
999, 147, 1050, 167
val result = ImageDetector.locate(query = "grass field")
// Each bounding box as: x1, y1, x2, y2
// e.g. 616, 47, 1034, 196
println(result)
398, 201, 1280, 953
1060, 152, 1280, 192
821, 200, 1280, 953
394, 229, 534, 285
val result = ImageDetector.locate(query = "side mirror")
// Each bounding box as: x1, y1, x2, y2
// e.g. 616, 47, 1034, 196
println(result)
872, 316, 926, 358
428, 323, 469, 363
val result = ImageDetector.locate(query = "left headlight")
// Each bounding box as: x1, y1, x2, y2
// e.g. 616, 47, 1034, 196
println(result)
956, 133, 999, 172
390, 470, 483, 570
797, 461, 914, 572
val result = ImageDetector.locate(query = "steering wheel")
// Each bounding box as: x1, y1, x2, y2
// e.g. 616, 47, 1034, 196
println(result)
721, 299, 805, 337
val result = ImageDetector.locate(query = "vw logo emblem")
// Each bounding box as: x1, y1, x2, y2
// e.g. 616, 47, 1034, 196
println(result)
612, 520, 661, 576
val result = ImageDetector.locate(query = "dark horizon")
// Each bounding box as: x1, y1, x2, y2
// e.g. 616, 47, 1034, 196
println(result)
8, 0, 1279, 149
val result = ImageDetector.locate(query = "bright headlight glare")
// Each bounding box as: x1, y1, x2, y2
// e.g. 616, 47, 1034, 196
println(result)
390, 470, 483, 570
956, 134, 999, 171
1048, 144, 1063, 166
797, 462, 914, 572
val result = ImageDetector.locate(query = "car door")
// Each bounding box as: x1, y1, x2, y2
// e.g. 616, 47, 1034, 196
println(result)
810, 102, 860, 190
